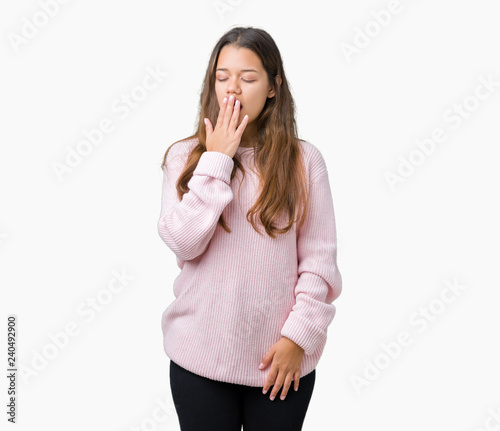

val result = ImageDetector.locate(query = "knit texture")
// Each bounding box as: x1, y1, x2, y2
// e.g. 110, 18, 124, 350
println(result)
158, 137, 342, 387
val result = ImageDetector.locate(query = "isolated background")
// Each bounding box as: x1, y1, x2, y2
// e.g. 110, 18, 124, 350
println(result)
1, 0, 499, 430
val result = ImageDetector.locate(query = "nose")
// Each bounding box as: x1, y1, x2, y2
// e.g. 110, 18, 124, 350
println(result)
225, 76, 241, 95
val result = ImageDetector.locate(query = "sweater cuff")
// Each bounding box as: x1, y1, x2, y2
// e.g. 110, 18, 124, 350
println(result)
281, 312, 326, 356
193, 151, 234, 184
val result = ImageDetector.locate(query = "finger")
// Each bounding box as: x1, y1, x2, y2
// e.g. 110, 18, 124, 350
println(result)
230, 99, 241, 128
262, 368, 277, 395
204, 118, 212, 137
215, 97, 227, 129
280, 374, 294, 401
236, 114, 249, 135
294, 371, 300, 391
222, 95, 235, 128
270, 374, 285, 401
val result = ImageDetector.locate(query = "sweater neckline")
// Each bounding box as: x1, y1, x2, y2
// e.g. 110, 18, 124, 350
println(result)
237, 145, 261, 152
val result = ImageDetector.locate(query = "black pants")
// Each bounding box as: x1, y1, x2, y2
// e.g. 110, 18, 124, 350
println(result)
169, 359, 316, 431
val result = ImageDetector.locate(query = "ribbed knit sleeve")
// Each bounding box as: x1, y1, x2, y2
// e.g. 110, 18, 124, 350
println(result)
157, 149, 235, 261
280, 165, 343, 356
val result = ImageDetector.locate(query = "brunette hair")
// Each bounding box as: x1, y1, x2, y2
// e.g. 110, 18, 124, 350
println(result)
161, 26, 310, 238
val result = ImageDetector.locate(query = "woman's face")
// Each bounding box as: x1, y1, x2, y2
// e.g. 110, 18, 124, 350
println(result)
214, 45, 275, 128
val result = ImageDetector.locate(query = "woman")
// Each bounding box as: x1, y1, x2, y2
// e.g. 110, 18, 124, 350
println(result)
158, 26, 342, 431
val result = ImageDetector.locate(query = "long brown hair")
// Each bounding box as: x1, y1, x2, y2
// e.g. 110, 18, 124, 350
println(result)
161, 26, 310, 238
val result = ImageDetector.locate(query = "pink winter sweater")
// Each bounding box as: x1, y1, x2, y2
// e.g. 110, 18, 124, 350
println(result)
158, 137, 342, 387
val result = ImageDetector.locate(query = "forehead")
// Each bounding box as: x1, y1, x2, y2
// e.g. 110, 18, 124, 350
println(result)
216, 45, 263, 72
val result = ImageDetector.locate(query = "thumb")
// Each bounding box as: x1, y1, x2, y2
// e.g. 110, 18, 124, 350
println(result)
259, 348, 275, 369
204, 118, 213, 136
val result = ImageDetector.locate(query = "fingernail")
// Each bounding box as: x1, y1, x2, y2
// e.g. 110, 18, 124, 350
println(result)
223, 97, 227, 103
294, 386, 298, 391
258, 363, 264, 369
280, 395, 285, 400
229, 95, 234, 101
262, 389, 267, 394
270, 395, 275, 401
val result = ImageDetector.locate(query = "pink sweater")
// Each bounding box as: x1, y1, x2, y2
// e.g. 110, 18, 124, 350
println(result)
158, 137, 342, 387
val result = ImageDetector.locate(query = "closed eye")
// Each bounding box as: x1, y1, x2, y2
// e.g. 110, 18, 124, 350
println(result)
217, 78, 255, 83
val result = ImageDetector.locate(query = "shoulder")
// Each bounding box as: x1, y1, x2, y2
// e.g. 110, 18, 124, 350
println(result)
163, 136, 199, 171
297, 139, 328, 183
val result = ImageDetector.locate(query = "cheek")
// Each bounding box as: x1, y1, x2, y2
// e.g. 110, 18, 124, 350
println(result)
214, 85, 224, 104
257, 85, 271, 102
248, 93, 268, 112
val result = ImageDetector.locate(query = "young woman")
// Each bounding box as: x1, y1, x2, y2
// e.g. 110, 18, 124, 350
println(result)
158, 26, 342, 431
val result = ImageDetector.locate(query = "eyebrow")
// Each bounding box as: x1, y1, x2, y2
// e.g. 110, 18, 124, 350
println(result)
216, 68, 260, 73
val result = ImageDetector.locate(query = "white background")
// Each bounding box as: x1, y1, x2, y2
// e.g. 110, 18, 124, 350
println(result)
1, 0, 499, 430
